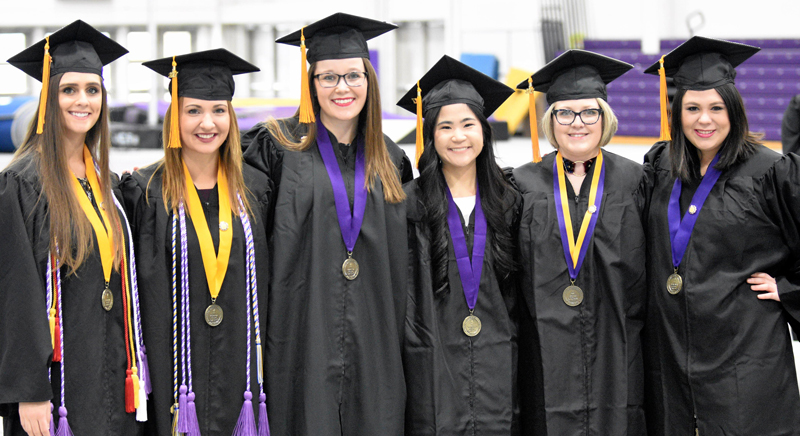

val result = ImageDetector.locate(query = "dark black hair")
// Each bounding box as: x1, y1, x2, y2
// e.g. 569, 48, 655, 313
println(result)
416, 103, 517, 297
669, 82, 760, 182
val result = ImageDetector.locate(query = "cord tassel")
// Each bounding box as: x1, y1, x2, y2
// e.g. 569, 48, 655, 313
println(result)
232, 391, 257, 436
299, 28, 315, 124
49, 403, 56, 436
168, 56, 181, 148
140, 345, 152, 394
258, 393, 270, 436
527, 78, 541, 163
185, 392, 201, 436
55, 407, 74, 436
658, 55, 672, 141
125, 369, 136, 413
36, 36, 51, 135
52, 317, 61, 362
177, 385, 189, 432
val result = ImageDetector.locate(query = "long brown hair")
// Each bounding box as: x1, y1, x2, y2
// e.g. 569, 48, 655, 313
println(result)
266, 59, 405, 203
12, 72, 124, 273
669, 84, 760, 182
151, 98, 252, 218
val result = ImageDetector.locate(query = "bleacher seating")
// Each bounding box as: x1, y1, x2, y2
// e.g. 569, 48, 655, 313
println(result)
582, 38, 800, 140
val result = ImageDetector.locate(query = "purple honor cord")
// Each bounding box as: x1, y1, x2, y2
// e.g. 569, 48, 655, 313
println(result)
552, 155, 606, 281
668, 153, 722, 268
316, 120, 367, 255
446, 185, 487, 312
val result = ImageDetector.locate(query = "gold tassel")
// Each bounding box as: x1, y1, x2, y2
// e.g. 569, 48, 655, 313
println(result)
168, 56, 181, 148
36, 36, 52, 135
48, 308, 56, 349
658, 55, 672, 141
299, 28, 315, 124
528, 78, 541, 163
414, 81, 424, 168
132, 367, 141, 409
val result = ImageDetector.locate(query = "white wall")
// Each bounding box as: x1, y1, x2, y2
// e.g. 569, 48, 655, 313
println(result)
588, 0, 800, 40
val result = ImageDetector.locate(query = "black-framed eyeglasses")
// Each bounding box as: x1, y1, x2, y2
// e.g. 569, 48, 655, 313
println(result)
552, 108, 603, 125
313, 71, 368, 88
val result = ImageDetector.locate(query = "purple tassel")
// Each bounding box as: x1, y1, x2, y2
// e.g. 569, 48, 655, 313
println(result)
231, 391, 257, 436
177, 385, 189, 432
257, 393, 270, 436
185, 391, 201, 436
55, 407, 73, 436
141, 346, 152, 395
49, 403, 56, 436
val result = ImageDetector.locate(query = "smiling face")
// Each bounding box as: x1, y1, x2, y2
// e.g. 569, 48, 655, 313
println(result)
551, 98, 603, 162
178, 97, 231, 159
314, 58, 368, 127
433, 103, 484, 175
680, 89, 731, 160
58, 72, 103, 144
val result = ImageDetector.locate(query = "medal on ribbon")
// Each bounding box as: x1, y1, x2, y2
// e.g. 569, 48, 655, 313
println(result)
183, 161, 233, 326
666, 154, 722, 295
446, 185, 487, 337
316, 120, 367, 280
553, 151, 605, 307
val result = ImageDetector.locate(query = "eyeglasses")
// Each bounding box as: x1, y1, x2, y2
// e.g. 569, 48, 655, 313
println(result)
313, 72, 368, 88
552, 108, 603, 125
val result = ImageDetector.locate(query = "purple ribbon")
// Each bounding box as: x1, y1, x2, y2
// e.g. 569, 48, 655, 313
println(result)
552, 156, 606, 281
668, 154, 722, 268
316, 120, 367, 254
446, 186, 487, 312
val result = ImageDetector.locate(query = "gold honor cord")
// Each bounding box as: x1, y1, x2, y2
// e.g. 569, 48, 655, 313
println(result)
71, 147, 115, 292
555, 150, 604, 266
182, 161, 233, 304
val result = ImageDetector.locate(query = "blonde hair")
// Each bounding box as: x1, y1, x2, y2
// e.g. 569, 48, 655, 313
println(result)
149, 98, 252, 218
266, 58, 405, 204
542, 98, 618, 150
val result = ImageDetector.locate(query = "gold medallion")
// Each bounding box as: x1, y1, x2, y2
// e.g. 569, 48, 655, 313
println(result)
101, 286, 113, 311
667, 273, 683, 295
342, 257, 359, 281
688, 205, 697, 215
563, 285, 584, 307
462, 314, 482, 337
205, 303, 223, 326
219, 221, 229, 231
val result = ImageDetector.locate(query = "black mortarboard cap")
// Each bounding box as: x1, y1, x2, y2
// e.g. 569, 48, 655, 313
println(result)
276, 12, 397, 63
142, 48, 260, 101
643, 36, 760, 90
517, 49, 633, 105
7, 19, 128, 82
396, 55, 514, 167
397, 55, 514, 117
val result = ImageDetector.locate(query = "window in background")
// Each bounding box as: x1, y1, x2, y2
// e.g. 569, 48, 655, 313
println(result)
0, 33, 28, 95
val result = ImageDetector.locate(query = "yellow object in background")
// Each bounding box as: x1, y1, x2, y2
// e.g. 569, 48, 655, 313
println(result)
494, 67, 535, 136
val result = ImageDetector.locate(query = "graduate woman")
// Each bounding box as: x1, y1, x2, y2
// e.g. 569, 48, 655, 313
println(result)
0, 21, 148, 436
397, 56, 520, 435
120, 49, 271, 436
241, 13, 412, 436
513, 51, 648, 435
641, 37, 800, 435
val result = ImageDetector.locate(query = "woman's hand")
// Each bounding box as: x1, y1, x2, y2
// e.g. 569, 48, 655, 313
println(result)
749, 272, 780, 301
19, 401, 51, 436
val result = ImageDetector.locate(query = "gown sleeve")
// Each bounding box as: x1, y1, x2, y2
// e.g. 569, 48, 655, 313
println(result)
118, 172, 145, 237
0, 171, 54, 406
753, 153, 800, 322
241, 121, 285, 189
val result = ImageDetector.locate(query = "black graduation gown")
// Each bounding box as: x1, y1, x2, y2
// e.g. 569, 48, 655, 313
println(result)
641, 142, 800, 436
241, 118, 412, 436
120, 163, 271, 436
513, 150, 647, 436
0, 154, 141, 436
403, 180, 520, 436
